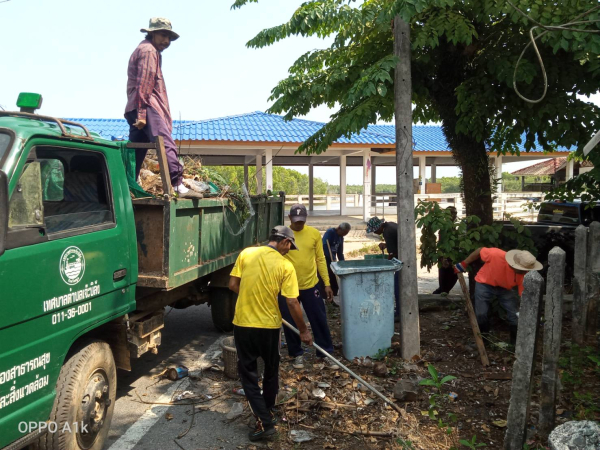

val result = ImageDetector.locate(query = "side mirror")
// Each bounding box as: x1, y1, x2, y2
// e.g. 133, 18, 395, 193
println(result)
0, 170, 8, 256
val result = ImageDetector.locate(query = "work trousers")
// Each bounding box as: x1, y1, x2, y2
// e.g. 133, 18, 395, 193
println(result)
321, 257, 339, 296
125, 107, 183, 186
278, 283, 334, 358
474, 282, 519, 332
433, 261, 458, 294
233, 326, 280, 426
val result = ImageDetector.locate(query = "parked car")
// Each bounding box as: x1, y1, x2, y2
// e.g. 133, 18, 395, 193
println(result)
503, 200, 600, 284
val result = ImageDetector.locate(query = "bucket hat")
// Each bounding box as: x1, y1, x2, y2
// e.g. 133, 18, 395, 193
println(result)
505, 250, 543, 272
366, 217, 384, 233
141, 17, 180, 41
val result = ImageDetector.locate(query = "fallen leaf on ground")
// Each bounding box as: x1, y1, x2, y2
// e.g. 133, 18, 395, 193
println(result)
482, 424, 490, 432
493, 420, 507, 428
165, 413, 173, 421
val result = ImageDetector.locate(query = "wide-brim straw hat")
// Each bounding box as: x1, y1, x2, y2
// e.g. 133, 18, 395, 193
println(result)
141, 17, 180, 41
505, 250, 543, 272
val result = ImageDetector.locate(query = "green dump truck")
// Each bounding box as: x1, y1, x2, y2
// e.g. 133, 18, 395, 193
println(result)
0, 94, 285, 450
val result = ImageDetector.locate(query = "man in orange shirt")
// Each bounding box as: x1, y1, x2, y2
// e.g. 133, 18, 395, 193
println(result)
454, 248, 542, 344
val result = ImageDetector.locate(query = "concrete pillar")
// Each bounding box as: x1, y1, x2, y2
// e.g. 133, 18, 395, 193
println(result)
431, 162, 437, 183
340, 155, 347, 216
265, 148, 273, 193
326, 195, 332, 210
504, 271, 544, 450
354, 194, 359, 207
244, 155, 254, 191
371, 163, 377, 213
418, 155, 426, 194
255, 153, 263, 194
539, 247, 566, 439
363, 149, 371, 222
308, 164, 314, 212
521, 176, 525, 192
495, 155, 503, 193
566, 158, 575, 180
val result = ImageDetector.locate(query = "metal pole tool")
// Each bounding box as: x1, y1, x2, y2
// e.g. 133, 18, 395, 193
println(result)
281, 319, 403, 414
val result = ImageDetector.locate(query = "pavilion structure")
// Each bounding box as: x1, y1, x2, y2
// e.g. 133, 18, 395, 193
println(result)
73, 112, 577, 220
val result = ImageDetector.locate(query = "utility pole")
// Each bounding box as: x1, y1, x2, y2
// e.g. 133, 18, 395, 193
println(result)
393, 16, 420, 359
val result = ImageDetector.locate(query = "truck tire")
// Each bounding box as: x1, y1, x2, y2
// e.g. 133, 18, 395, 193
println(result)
35, 340, 116, 450
210, 288, 237, 332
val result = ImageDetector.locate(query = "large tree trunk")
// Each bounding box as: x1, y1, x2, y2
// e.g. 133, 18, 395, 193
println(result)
430, 47, 494, 226
443, 124, 494, 225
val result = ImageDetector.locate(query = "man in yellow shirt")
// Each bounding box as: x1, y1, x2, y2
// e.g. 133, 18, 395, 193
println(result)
279, 204, 337, 370
229, 226, 312, 442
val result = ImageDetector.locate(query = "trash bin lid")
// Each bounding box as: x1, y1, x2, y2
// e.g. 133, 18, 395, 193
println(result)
331, 259, 402, 276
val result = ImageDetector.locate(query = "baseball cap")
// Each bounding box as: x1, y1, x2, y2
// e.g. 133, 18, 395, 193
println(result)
289, 204, 308, 223
271, 225, 298, 250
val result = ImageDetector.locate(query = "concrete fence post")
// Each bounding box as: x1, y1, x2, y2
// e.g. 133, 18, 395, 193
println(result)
539, 247, 566, 439
572, 225, 588, 345
504, 271, 544, 450
585, 222, 600, 346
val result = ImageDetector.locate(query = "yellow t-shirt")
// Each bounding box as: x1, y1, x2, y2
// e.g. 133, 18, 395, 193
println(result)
284, 225, 330, 290
230, 246, 299, 329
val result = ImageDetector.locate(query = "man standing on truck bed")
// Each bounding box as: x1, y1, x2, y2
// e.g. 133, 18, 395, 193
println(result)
125, 17, 201, 199
229, 226, 313, 442
454, 247, 542, 345
279, 204, 338, 370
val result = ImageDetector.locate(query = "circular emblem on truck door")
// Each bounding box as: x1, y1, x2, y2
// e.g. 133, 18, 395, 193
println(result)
60, 246, 86, 285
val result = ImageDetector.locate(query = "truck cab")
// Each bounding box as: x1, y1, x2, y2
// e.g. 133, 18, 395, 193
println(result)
0, 94, 137, 449
0, 94, 286, 450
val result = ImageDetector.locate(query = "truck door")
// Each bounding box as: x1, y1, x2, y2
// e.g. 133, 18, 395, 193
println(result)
0, 143, 134, 447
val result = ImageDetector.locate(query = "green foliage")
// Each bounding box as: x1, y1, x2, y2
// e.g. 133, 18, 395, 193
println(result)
544, 153, 600, 204
373, 347, 393, 361
208, 165, 332, 195
232, 0, 600, 224
415, 201, 536, 271
459, 435, 486, 449
396, 438, 416, 450
419, 364, 457, 420
420, 364, 457, 390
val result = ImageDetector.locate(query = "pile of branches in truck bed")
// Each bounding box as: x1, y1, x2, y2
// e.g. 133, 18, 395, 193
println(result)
139, 154, 254, 224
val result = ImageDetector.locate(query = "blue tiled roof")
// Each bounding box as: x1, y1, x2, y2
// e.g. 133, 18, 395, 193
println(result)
67, 112, 573, 153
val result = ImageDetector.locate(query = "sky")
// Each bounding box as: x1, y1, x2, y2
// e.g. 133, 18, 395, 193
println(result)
1, 0, 598, 185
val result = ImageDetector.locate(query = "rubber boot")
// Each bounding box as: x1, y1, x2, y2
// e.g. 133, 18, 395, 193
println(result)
509, 325, 518, 347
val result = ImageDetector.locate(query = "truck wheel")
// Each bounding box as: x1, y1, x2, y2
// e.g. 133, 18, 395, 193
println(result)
210, 288, 237, 332
36, 340, 116, 450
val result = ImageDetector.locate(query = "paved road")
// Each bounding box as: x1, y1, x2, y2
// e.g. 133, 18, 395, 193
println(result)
104, 304, 256, 450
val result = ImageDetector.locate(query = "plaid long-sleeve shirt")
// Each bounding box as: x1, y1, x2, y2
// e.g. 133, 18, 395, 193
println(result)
125, 40, 172, 133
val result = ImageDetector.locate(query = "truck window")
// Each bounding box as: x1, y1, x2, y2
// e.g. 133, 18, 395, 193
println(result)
538, 203, 580, 225
8, 147, 115, 239
0, 132, 10, 168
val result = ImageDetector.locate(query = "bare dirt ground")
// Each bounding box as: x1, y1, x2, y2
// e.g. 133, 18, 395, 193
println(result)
146, 233, 597, 450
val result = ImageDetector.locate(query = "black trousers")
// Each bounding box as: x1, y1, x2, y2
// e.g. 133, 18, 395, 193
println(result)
433, 260, 458, 294
233, 326, 280, 426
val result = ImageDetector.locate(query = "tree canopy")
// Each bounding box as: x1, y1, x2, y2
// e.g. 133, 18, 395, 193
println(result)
232, 0, 600, 222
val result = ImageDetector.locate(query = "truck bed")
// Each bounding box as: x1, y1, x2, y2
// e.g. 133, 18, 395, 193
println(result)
133, 195, 285, 290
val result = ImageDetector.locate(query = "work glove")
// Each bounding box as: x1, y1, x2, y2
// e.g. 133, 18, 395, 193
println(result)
454, 261, 468, 274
